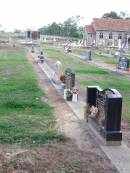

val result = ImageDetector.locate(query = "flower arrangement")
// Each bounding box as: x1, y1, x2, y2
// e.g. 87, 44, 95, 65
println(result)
72, 87, 78, 94
66, 89, 73, 97
64, 89, 72, 101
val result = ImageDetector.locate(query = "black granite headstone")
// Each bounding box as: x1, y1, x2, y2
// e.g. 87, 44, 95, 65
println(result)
86, 86, 122, 142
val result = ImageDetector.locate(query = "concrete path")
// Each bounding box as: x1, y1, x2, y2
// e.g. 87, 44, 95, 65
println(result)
31, 52, 130, 173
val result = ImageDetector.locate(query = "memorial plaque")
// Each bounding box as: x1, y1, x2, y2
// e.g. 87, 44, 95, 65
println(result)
118, 57, 129, 71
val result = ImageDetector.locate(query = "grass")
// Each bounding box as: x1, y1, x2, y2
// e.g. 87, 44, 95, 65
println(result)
72, 47, 117, 64
42, 45, 130, 122
0, 46, 66, 145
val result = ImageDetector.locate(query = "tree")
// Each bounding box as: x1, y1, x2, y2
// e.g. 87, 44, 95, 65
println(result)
39, 15, 83, 38
119, 11, 130, 20
102, 11, 121, 19
102, 11, 130, 20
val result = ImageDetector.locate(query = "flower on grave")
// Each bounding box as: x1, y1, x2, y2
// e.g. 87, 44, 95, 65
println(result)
66, 89, 73, 97
72, 87, 78, 94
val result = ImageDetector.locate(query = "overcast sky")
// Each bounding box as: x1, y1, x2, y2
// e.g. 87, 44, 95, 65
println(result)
0, 0, 130, 31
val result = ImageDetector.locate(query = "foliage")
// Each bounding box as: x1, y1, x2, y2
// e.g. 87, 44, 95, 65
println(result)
66, 89, 73, 97
102, 11, 130, 20
39, 16, 83, 38
102, 11, 121, 19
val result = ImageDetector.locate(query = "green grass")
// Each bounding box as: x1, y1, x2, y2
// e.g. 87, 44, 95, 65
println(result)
72, 47, 87, 56
72, 47, 117, 64
42, 45, 130, 122
0, 47, 66, 145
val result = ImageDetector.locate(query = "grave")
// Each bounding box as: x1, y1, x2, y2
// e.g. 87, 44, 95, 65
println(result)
38, 51, 44, 64
117, 56, 129, 71
31, 45, 35, 53
65, 68, 75, 89
52, 61, 63, 84
85, 50, 92, 60
86, 86, 122, 144
64, 68, 78, 101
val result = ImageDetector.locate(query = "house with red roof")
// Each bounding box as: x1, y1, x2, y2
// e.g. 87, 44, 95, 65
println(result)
83, 18, 130, 49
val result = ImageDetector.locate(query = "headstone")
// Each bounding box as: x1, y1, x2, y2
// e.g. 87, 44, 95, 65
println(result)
85, 51, 92, 60
52, 61, 63, 84
118, 57, 129, 71
65, 68, 75, 89
38, 51, 44, 63
115, 51, 120, 58
86, 86, 122, 143
31, 45, 35, 53
27, 30, 31, 39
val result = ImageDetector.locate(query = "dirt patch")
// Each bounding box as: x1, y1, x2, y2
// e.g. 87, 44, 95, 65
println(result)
0, 142, 117, 173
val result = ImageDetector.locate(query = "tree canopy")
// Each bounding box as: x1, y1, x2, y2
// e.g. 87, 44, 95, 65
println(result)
102, 11, 130, 20
39, 15, 83, 38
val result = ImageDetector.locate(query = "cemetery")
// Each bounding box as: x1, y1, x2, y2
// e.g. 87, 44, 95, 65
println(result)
1, 0, 130, 170
1, 27, 130, 173
0, 35, 129, 172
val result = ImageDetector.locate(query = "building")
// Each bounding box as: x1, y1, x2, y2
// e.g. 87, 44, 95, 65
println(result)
83, 18, 130, 49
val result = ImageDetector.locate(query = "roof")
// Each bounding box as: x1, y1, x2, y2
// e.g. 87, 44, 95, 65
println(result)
85, 25, 95, 33
92, 18, 130, 32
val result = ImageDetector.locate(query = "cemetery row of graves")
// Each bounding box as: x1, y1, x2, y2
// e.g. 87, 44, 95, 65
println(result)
42, 45, 130, 123
0, 43, 130, 145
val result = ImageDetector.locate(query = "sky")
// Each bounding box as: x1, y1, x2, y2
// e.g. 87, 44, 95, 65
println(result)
0, 0, 130, 31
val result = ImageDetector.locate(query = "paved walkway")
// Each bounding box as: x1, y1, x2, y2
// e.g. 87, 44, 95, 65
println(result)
31, 51, 130, 173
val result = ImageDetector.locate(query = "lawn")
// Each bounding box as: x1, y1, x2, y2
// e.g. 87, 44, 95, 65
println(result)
42, 45, 130, 122
72, 47, 117, 64
0, 46, 65, 145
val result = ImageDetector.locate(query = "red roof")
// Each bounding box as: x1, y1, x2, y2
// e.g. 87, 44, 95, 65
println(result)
85, 25, 95, 33
92, 18, 130, 31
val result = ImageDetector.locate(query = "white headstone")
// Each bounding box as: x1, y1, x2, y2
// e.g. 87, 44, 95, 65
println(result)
118, 39, 121, 49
